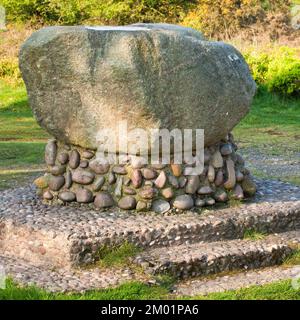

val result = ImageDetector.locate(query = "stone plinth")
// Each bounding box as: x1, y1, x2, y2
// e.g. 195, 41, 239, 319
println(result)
33, 133, 256, 211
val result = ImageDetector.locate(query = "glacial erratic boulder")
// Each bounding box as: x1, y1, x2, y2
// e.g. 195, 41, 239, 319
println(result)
19, 23, 256, 152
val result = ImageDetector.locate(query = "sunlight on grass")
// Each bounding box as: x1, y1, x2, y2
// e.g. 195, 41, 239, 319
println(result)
243, 229, 267, 241
1, 277, 300, 300
284, 249, 300, 266
0, 278, 168, 300
94, 242, 142, 268
191, 279, 300, 300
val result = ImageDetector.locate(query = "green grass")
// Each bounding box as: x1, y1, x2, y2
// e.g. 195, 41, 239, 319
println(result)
94, 242, 142, 268
284, 249, 300, 266
0, 278, 168, 300
243, 229, 267, 241
1, 277, 300, 300
0, 80, 48, 188
192, 279, 300, 300
0, 81, 48, 141
234, 87, 300, 155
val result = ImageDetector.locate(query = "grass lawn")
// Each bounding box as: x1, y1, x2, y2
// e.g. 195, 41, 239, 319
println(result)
233, 87, 300, 155
1, 277, 299, 300
0, 80, 48, 189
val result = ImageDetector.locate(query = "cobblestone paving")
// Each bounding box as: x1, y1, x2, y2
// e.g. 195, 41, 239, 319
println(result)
241, 148, 300, 182
134, 230, 300, 278
174, 265, 300, 296
0, 254, 147, 293
0, 179, 300, 268
0, 179, 300, 293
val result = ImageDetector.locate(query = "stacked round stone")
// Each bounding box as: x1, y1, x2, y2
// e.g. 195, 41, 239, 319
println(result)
35, 133, 256, 212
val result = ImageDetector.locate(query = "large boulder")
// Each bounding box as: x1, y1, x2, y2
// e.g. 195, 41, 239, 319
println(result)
19, 23, 256, 153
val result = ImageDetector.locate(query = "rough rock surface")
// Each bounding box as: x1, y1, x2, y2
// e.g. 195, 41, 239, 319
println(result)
19, 23, 256, 152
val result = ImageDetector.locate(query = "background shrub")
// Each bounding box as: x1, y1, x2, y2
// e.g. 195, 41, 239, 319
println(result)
0, 0, 191, 25
0, 58, 22, 85
0, 0, 91, 24
244, 46, 300, 96
0, 0, 291, 34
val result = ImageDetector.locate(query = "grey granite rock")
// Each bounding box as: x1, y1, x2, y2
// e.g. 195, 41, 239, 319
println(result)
19, 24, 255, 151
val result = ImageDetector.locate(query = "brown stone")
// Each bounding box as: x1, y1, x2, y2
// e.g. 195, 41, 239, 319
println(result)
214, 170, 224, 187
72, 169, 95, 185
49, 175, 65, 191
43, 190, 53, 200
82, 150, 94, 159
45, 140, 57, 166
112, 166, 127, 175
224, 159, 236, 190
173, 195, 194, 210
168, 175, 179, 189
233, 184, 244, 200
94, 192, 114, 208
139, 187, 156, 199
69, 150, 80, 169
185, 176, 200, 194
123, 187, 136, 195
118, 196, 137, 210
57, 152, 69, 165
131, 169, 142, 188
92, 176, 105, 191
142, 168, 157, 180
211, 151, 223, 168
76, 188, 94, 203
49, 165, 66, 176
207, 164, 215, 183
214, 189, 228, 202
161, 187, 174, 199
242, 176, 256, 196
198, 186, 213, 195
154, 171, 167, 188
34, 175, 50, 189
58, 191, 76, 202
179, 176, 187, 188
170, 164, 182, 177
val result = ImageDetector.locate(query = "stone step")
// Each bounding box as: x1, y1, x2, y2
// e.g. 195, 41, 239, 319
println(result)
173, 265, 300, 297
134, 230, 300, 279
1, 252, 299, 295
0, 253, 147, 293
1, 180, 300, 268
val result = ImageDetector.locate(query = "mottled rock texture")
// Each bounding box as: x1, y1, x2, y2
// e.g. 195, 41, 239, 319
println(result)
33, 134, 257, 211
19, 24, 256, 152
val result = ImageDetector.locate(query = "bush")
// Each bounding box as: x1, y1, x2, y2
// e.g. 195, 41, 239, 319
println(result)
244, 46, 300, 96
0, 0, 190, 25
0, 58, 22, 85
182, 0, 266, 38
0, 0, 91, 24
87, 0, 190, 25
0, 0, 291, 37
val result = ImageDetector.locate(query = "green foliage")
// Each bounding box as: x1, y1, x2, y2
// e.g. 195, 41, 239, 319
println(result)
284, 249, 300, 266
0, 0, 190, 25
0, 0, 290, 36
192, 279, 300, 300
0, 0, 90, 24
243, 229, 266, 240
94, 241, 142, 268
244, 46, 300, 96
0, 58, 22, 85
87, 0, 190, 25
0, 278, 168, 300
182, 0, 266, 38
1, 277, 300, 300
